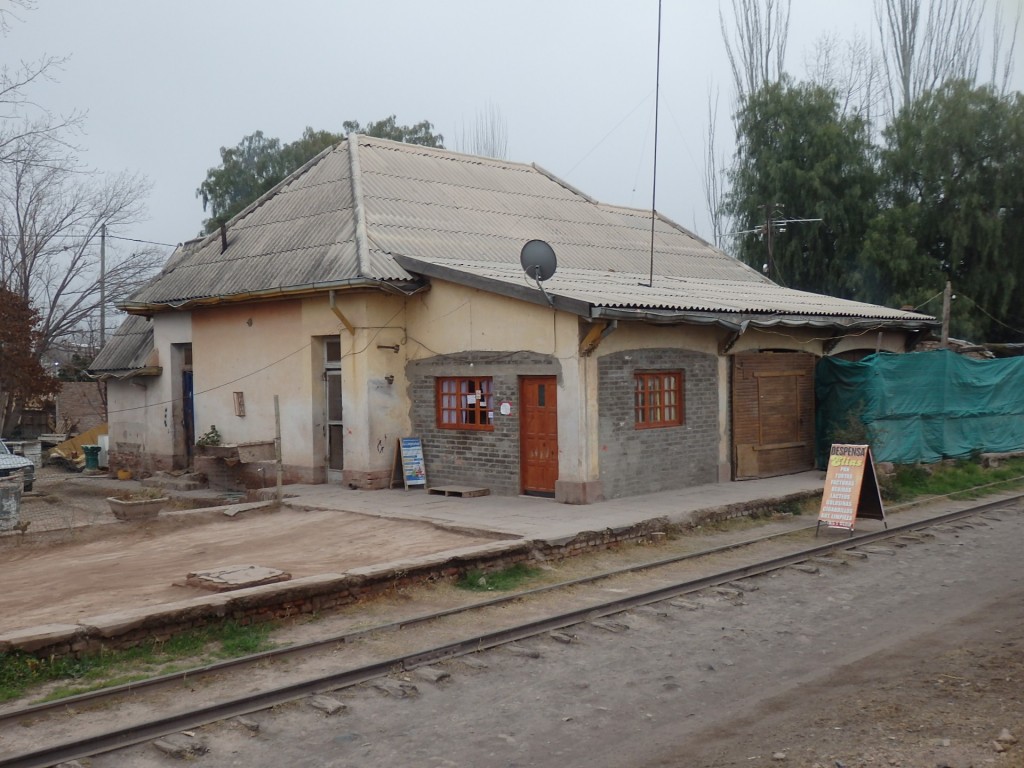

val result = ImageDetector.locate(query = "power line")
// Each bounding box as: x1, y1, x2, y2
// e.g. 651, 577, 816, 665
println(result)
107, 234, 179, 248
0, 232, 179, 248
959, 293, 1024, 338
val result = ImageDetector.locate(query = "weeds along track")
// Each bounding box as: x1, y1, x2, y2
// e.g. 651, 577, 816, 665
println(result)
0, 495, 1020, 768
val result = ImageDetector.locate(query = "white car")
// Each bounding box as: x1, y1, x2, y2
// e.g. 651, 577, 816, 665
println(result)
0, 441, 35, 491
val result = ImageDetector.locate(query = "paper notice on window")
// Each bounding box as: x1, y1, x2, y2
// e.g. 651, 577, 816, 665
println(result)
466, 394, 477, 405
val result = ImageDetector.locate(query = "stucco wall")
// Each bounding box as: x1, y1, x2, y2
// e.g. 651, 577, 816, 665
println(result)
106, 313, 192, 474
105, 379, 154, 475
597, 347, 719, 499
186, 295, 412, 486
113, 277, 918, 496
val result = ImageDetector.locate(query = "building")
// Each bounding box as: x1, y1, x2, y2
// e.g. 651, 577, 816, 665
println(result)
89, 135, 934, 502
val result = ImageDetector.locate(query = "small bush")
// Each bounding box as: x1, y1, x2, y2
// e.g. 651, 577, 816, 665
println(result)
883, 456, 1024, 502
456, 563, 541, 592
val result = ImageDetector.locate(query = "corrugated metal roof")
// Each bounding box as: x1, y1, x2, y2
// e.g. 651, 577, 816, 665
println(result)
358, 141, 760, 283
126, 141, 416, 308
88, 314, 155, 372
398, 258, 934, 324
121, 136, 931, 328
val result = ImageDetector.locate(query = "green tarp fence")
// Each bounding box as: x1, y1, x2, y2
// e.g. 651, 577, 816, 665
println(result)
815, 349, 1024, 466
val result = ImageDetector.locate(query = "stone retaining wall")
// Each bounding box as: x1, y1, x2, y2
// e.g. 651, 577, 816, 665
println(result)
0, 490, 821, 661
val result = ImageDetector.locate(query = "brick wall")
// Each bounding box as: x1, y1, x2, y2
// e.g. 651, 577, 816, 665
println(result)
407, 351, 560, 495
598, 348, 719, 499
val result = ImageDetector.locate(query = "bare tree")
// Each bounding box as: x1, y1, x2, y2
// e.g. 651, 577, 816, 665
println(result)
0, 132, 159, 361
873, 0, 1015, 116
455, 101, 509, 159
0, 0, 154, 433
0, 2, 83, 168
719, 0, 792, 101
806, 31, 885, 126
1, 56, 86, 169
701, 89, 730, 250
989, 2, 1021, 95
0, 0, 34, 36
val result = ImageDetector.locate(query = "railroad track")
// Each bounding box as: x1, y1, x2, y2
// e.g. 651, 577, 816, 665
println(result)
0, 494, 1020, 768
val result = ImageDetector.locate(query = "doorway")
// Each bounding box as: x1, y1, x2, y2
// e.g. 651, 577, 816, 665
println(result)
182, 369, 194, 466
325, 337, 343, 482
731, 351, 816, 479
520, 376, 558, 497
177, 343, 194, 468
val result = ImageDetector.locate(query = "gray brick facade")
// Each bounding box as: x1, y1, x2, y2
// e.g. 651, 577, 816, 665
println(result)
406, 351, 560, 495
598, 348, 719, 499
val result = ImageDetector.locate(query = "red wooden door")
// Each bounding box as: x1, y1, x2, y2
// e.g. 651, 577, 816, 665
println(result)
520, 376, 558, 496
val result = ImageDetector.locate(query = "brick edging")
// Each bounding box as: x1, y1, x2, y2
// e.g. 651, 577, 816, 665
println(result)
0, 494, 822, 661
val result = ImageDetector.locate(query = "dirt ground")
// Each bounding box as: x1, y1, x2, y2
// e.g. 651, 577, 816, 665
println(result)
68, 501, 1024, 768
0, 471, 500, 634
3, 471, 1023, 768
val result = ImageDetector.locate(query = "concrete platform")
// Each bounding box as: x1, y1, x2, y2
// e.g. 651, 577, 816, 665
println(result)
282, 471, 828, 544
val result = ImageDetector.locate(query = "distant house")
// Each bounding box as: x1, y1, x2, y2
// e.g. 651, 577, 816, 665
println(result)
89, 135, 935, 502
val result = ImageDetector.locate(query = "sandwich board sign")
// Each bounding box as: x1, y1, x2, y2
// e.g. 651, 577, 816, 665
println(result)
817, 444, 887, 534
392, 436, 427, 490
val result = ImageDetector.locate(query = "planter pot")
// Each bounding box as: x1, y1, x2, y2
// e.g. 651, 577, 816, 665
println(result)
196, 445, 237, 460
107, 496, 168, 521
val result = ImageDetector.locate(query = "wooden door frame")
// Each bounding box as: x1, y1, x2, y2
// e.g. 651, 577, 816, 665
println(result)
519, 375, 559, 497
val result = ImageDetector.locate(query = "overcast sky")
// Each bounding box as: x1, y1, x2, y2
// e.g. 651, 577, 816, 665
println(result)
3, 1, 1022, 263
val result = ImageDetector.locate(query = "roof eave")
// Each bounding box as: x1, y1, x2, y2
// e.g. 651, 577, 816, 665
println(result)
393, 254, 592, 316
118, 277, 427, 314
590, 306, 940, 332
87, 366, 163, 382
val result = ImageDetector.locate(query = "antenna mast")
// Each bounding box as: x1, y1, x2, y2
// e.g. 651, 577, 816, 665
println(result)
646, 0, 663, 288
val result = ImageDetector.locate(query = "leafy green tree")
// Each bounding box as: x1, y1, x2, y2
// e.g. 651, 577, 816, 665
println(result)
196, 118, 444, 233
862, 81, 1024, 340
196, 131, 297, 232
341, 116, 444, 148
726, 78, 878, 297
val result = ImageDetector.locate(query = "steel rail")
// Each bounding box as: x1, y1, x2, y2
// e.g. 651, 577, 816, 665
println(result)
8, 488, 1019, 730
0, 520, 828, 723
1, 496, 1019, 768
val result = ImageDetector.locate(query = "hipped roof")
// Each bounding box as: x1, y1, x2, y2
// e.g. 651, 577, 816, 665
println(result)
120, 135, 933, 331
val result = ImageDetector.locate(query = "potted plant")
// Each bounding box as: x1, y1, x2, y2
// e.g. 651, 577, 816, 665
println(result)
195, 424, 236, 459
107, 487, 169, 521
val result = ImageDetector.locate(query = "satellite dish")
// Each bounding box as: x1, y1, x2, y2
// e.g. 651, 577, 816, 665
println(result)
520, 239, 557, 282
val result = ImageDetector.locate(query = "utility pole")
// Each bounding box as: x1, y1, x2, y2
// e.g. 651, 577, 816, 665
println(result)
726, 209, 822, 282
99, 224, 106, 348
760, 203, 784, 281
941, 281, 952, 348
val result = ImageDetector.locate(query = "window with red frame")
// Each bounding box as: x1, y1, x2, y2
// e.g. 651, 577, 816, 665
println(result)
437, 376, 493, 430
634, 370, 684, 428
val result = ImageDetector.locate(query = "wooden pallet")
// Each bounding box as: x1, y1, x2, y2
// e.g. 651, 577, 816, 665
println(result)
427, 485, 490, 498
